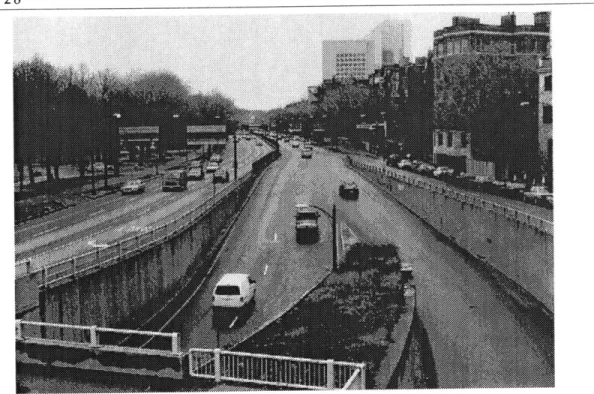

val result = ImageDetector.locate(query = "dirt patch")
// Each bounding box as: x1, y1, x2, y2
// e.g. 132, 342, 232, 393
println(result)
236, 243, 410, 389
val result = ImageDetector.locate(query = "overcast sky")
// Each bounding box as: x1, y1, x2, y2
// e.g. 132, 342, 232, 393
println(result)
14, 12, 536, 110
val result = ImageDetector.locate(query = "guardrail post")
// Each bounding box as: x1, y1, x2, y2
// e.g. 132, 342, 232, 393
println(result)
136, 235, 140, 249
214, 348, 222, 382
90, 325, 98, 347
25, 260, 31, 275
151, 229, 155, 242
41, 266, 47, 287
326, 359, 335, 389
95, 248, 100, 264
171, 333, 179, 353
71, 258, 76, 277
15, 320, 23, 340
117, 241, 121, 258
360, 364, 366, 389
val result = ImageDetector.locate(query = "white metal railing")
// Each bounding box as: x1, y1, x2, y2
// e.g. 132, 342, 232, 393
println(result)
15, 319, 180, 354
351, 159, 554, 235
189, 348, 366, 390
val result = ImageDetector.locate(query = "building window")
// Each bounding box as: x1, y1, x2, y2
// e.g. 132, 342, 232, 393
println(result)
543, 105, 552, 124
447, 132, 453, 147
544, 75, 552, 91
461, 132, 468, 148
438, 133, 443, 146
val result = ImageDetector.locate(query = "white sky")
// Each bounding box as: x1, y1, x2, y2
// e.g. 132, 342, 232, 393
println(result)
13, 12, 535, 110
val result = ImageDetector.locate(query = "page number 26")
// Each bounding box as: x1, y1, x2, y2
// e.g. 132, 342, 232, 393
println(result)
5, 0, 22, 4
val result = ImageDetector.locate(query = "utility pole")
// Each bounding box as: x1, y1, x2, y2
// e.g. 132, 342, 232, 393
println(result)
233, 132, 238, 181
332, 204, 337, 271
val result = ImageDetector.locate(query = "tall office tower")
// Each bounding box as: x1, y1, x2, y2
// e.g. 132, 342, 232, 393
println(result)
365, 19, 413, 67
322, 40, 376, 82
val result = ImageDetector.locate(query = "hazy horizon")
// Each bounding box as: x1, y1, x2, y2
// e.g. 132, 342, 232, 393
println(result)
14, 12, 537, 111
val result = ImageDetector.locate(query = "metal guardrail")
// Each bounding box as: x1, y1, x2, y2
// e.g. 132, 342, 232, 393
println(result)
189, 348, 366, 390
15, 319, 181, 354
351, 159, 554, 235
16, 145, 279, 285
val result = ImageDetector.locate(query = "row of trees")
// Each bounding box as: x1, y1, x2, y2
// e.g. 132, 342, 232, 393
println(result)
14, 55, 238, 188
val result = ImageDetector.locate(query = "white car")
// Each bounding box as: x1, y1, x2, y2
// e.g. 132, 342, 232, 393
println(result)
212, 273, 256, 310
210, 154, 223, 163
206, 161, 219, 173
120, 179, 146, 195
301, 149, 312, 159
291, 140, 300, 148
433, 166, 454, 177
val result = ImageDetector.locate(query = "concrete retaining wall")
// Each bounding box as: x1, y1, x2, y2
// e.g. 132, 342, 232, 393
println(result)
34, 148, 280, 333
350, 159, 553, 315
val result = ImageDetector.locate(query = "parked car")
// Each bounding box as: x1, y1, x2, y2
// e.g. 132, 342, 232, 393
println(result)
398, 159, 413, 170
162, 169, 188, 191
524, 185, 553, 203
188, 166, 204, 180
386, 154, 401, 168
86, 162, 113, 174
206, 161, 219, 173
210, 154, 223, 163
433, 166, 454, 177
213, 168, 230, 183
120, 179, 146, 195
212, 273, 256, 311
339, 181, 359, 199
416, 163, 436, 175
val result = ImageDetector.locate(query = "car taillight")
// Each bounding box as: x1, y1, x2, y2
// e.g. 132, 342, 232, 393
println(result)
212, 296, 215, 301
240, 297, 244, 302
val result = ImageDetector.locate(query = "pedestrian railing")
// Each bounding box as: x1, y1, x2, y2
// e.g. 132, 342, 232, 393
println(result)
189, 348, 366, 390
350, 159, 554, 235
15, 320, 181, 354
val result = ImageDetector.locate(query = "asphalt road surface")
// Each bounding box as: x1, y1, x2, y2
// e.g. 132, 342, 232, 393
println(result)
170, 142, 554, 388
15, 138, 272, 270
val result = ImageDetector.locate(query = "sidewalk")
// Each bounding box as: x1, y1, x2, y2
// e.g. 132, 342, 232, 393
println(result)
341, 149, 552, 222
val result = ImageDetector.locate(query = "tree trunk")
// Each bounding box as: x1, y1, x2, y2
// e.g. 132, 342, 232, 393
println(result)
27, 157, 35, 185
53, 162, 60, 181
17, 161, 24, 192
45, 158, 53, 182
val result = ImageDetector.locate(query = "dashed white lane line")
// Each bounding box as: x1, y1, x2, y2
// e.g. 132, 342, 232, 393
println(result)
32, 226, 58, 238
264, 264, 269, 276
229, 316, 239, 329
89, 208, 107, 217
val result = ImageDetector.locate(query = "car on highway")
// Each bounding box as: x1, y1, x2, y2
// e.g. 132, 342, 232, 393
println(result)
291, 140, 300, 148
417, 163, 436, 175
212, 273, 256, 311
433, 166, 454, 177
210, 154, 223, 163
295, 204, 320, 244
213, 168, 230, 183
162, 169, 188, 191
301, 149, 312, 159
256, 139, 264, 146
206, 161, 219, 173
120, 179, 146, 195
339, 180, 359, 199
188, 165, 204, 180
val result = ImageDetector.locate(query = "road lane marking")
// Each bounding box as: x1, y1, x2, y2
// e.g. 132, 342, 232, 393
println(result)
273, 232, 278, 242
229, 316, 238, 329
87, 240, 110, 248
264, 264, 268, 276
89, 208, 107, 217
32, 226, 58, 238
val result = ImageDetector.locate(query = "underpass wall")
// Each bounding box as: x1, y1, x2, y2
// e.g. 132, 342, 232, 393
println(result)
37, 151, 279, 336
349, 159, 553, 315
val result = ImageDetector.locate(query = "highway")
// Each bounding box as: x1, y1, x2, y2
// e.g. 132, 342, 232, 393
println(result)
15, 138, 272, 270
168, 141, 554, 388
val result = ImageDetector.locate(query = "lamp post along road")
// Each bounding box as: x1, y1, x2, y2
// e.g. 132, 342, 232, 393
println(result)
233, 132, 238, 181
309, 203, 338, 271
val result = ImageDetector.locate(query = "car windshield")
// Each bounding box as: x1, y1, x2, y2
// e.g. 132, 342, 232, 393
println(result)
215, 285, 240, 295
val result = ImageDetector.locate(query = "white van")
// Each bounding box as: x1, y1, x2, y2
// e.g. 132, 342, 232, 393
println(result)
212, 273, 256, 310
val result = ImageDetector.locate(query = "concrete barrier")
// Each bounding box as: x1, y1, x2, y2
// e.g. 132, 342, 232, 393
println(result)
349, 158, 554, 315
31, 150, 279, 331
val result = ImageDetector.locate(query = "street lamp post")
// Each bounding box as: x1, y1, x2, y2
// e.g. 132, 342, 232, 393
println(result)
233, 131, 238, 181
309, 203, 338, 271
113, 113, 121, 176
172, 113, 183, 161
